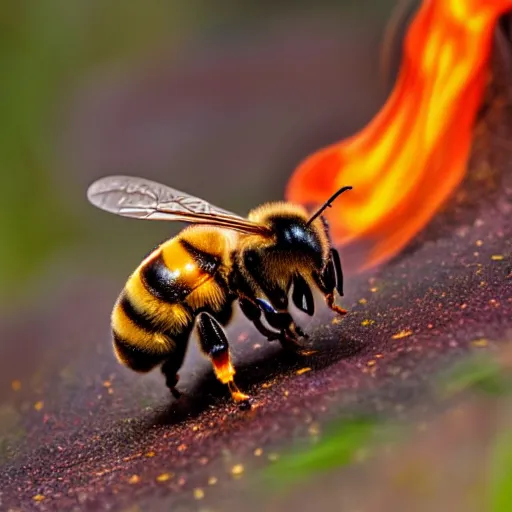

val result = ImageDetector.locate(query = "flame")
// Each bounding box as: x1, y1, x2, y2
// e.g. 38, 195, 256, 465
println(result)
286, 0, 512, 271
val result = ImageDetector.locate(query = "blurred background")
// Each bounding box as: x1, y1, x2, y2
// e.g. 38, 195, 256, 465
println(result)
0, 0, 401, 315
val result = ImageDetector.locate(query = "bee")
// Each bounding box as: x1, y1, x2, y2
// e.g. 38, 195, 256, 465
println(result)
87, 176, 352, 407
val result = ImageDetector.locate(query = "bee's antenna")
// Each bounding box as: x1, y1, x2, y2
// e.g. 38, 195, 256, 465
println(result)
306, 186, 353, 226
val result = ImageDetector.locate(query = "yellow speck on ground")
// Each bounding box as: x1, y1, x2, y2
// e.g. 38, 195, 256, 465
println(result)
331, 317, 342, 324
370, 287, 378, 293
392, 330, 413, 340
475, 240, 483, 246
156, 473, 173, 483
177, 443, 187, 452
361, 319, 375, 326
308, 422, 321, 436
261, 382, 273, 389
128, 475, 140, 484
34, 401, 44, 411
299, 350, 317, 356
11, 380, 21, 391
208, 476, 218, 486
359, 298, 368, 305
283, 390, 289, 397
491, 254, 504, 261
103, 380, 112, 388
145, 451, 156, 458
254, 448, 263, 457
32, 494, 45, 502
231, 464, 244, 477
296, 367, 311, 375
194, 488, 205, 500
367, 360, 376, 367
268, 453, 279, 462
375, 353, 384, 359
472, 338, 488, 347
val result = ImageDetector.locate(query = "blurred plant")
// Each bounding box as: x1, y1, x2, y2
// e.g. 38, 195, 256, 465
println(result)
264, 415, 390, 490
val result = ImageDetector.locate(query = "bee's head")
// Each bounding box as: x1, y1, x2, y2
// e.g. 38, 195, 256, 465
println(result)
269, 214, 326, 270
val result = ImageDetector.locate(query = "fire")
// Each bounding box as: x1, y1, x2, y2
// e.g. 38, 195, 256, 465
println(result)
286, 0, 512, 271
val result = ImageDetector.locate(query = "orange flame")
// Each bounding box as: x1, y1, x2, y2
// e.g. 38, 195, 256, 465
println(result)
286, 0, 512, 272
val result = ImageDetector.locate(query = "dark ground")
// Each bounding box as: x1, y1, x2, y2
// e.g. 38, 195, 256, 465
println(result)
1, 24, 512, 512
1, 176, 510, 511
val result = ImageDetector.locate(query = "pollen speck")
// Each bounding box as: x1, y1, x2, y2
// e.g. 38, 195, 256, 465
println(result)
11, 380, 21, 391
208, 476, 218, 485
32, 494, 45, 502
472, 338, 488, 347
392, 330, 413, 339
296, 367, 311, 375
128, 475, 140, 484
194, 488, 205, 500
491, 254, 504, 261
231, 464, 244, 477
156, 473, 173, 482
34, 400, 44, 411
254, 448, 263, 456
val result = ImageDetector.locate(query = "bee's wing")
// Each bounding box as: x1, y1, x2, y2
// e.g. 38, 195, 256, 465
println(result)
87, 175, 270, 235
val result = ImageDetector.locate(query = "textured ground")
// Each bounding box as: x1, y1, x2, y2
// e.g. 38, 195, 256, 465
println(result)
1, 23, 512, 512
0, 175, 510, 511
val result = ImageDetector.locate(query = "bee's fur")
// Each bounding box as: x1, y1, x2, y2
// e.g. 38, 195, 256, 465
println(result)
111, 202, 347, 405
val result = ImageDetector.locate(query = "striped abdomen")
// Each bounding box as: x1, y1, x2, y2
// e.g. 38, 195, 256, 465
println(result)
111, 227, 234, 372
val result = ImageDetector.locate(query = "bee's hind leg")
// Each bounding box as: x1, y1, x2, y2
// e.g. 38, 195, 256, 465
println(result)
197, 312, 250, 408
161, 340, 188, 400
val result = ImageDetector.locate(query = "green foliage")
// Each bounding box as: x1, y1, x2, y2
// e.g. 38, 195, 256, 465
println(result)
489, 430, 512, 512
438, 355, 512, 398
265, 416, 386, 489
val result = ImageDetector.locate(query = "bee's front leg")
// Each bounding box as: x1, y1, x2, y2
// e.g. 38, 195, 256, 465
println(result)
254, 298, 309, 350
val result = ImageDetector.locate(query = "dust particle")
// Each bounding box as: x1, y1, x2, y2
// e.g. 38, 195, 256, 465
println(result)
32, 494, 45, 502
34, 401, 44, 411
392, 330, 413, 340
103, 380, 112, 388
253, 343, 262, 350
370, 287, 378, 293
296, 368, 311, 375
254, 448, 263, 457
367, 360, 376, 367
491, 254, 504, 261
359, 298, 368, 305
231, 464, 244, 478
208, 476, 218, 486
308, 422, 321, 436
11, 380, 21, 392
472, 338, 489, 347
475, 240, 483, 247
361, 319, 375, 327
156, 473, 173, 483
128, 475, 140, 484
332, 317, 342, 324
194, 488, 205, 500
145, 451, 156, 458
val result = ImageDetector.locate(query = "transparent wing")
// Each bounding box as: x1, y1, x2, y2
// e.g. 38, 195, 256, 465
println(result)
87, 175, 269, 235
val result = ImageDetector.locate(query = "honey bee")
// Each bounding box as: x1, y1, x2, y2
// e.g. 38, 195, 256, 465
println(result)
87, 176, 352, 407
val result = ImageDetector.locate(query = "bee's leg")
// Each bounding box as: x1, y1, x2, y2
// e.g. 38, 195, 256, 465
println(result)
197, 312, 250, 406
330, 248, 345, 297
161, 339, 188, 400
314, 249, 348, 316
291, 274, 315, 316
238, 297, 282, 341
